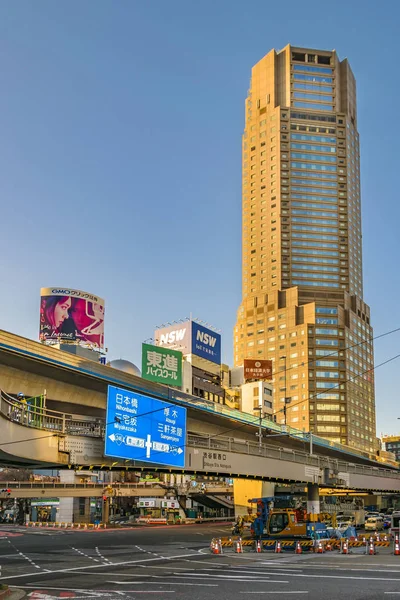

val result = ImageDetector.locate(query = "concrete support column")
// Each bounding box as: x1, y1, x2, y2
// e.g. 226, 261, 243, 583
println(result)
307, 483, 320, 521
102, 498, 110, 524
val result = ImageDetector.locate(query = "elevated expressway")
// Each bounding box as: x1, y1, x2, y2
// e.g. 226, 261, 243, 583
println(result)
0, 329, 399, 493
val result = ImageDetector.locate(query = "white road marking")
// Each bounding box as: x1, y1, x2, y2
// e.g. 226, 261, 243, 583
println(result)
95, 547, 112, 564
0, 552, 200, 581
240, 592, 308, 595
72, 547, 99, 563
172, 574, 288, 583
108, 581, 218, 587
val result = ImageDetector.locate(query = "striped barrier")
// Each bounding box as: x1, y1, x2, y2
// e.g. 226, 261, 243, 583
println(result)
25, 521, 106, 530
211, 537, 391, 552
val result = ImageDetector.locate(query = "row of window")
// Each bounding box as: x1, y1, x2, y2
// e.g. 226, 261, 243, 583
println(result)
293, 101, 333, 112
292, 272, 339, 280
292, 193, 337, 203
292, 218, 337, 226
290, 111, 336, 123
293, 248, 339, 257
292, 143, 336, 154
292, 280, 339, 287
315, 318, 338, 325
292, 162, 337, 172
292, 233, 338, 240
293, 92, 333, 103
292, 210, 337, 218
293, 255, 338, 264
292, 132, 337, 145
292, 201, 339, 210
292, 152, 337, 163
292, 240, 338, 249
292, 186, 336, 196
292, 264, 339, 273
292, 177, 337, 187
293, 225, 338, 234
293, 83, 333, 93
293, 64, 333, 74
293, 73, 333, 84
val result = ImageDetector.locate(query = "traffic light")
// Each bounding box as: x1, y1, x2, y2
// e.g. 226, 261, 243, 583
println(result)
102, 495, 107, 502
1, 489, 11, 496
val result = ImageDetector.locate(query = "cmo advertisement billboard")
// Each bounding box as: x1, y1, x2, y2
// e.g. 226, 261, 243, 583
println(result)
244, 359, 273, 381
155, 320, 221, 365
142, 343, 183, 387
39, 287, 105, 349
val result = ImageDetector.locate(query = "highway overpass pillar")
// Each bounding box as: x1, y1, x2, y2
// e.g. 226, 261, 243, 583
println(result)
307, 483, 320, 521
102, 498, 110, 524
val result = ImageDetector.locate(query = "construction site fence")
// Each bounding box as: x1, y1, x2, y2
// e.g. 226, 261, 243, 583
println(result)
26, 522, 107, 529
211, 535, 392, 551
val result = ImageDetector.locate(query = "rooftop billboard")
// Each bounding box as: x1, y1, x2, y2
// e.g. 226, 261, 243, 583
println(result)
39, 287, 105, 349
155, 320, 221, 365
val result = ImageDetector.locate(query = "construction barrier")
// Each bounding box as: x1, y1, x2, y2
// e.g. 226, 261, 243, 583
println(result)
210, 536, 391, 553
25, 521, 105, 530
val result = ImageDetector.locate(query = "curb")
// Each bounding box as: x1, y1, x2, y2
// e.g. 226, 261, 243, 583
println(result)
0, 586, 10, 599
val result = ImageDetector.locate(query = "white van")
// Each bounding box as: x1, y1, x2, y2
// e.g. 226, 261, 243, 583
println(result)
365, 516, 384, 531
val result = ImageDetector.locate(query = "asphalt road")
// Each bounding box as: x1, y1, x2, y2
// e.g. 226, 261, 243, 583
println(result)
1, 524, 400, 599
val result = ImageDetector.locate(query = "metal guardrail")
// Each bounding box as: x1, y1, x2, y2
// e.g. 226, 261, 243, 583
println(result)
187, 432, 400, 481
0, 389, 103, 437
0, 481, 165, 491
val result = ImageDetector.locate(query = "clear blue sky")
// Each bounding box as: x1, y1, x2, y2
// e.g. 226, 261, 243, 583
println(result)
1, 0, 399, 435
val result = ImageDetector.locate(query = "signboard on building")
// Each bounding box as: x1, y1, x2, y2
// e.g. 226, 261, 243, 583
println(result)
191, 322, 221, 365
155, 320, 221, 365
104, 385, 186, 468
141, 343, 182, 387
39, 287, 105, 349
154, 322, 191, 354
244, 359, 273, 381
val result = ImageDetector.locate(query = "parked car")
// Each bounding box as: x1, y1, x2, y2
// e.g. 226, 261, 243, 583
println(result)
365, 516, 384, 531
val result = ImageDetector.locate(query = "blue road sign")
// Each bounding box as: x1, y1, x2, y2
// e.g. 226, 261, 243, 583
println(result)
104, 386, 187, 468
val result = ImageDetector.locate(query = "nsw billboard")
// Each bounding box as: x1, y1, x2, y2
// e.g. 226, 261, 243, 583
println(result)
142, 343, 182, 387
244, 359, 273, 381
104, 385, 186, 468
191, 322, 221, 364
154, 322, 191, 354
39, 287, 105, 349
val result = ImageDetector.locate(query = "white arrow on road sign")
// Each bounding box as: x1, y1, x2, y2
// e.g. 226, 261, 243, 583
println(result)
177, 448, 183, 454
108, 434, 116, 442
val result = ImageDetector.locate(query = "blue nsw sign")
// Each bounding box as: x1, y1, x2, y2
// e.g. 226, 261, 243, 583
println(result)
104, 386, 187, 468
191, 321, 221, 364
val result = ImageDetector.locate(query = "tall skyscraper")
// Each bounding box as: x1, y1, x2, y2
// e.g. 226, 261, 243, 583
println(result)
234, 45, 376, 454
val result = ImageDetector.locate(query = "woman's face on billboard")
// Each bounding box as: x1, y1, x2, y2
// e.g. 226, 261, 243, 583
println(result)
54, 297, 71, 327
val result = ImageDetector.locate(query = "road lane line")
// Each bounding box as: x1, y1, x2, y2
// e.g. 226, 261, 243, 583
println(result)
108, 581, 218, 587
240, 592, 308, 595
0, 552, 200, 581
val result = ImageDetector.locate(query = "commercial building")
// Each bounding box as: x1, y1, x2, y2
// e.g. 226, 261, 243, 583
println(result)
234, 45, 376, 453
382, 436, 400, 462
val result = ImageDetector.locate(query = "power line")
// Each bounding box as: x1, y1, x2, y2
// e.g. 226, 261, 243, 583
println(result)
275, 352, 400, 418
2, 324, 400, 461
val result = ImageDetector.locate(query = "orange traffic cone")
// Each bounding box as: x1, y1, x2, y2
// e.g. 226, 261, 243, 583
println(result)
394, 538, 400, 556
376, 533, 381, 542
341, 539, 349, 554
255, 539, 262, 553
317, 540, 324, 554
234, 538, 243, 554
369, 539, 375, 555
295, 540, 302, 554
275, 540, 282, 553
325, 540, 332, 551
